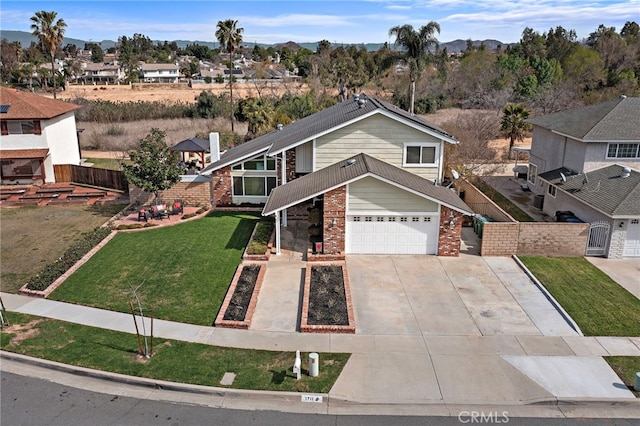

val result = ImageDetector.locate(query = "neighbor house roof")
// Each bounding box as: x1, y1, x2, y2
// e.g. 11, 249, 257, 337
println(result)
539, 164, 640, 217
263, 153, 473, 216
171, 137, 210, 153
200, 94, 457, 174
526, 96, 640, 142
0, 87, 80, 120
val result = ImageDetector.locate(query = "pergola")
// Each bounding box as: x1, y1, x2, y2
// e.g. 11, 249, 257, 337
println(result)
170, 137, 210, 166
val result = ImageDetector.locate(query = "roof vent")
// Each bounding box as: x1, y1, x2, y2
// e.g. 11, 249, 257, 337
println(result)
621, 167, 631, 178
357, 98, 366, 108
353, 94, 360, 101
620, 94, 627, 99
276, 123, 283, 131
345, 158, 356, 167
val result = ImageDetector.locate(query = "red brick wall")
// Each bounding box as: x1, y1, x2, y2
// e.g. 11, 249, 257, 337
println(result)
323, 186, 346, 254
286, 149, 296, 182
212, 166, 232, 206
438, 206, 464, 256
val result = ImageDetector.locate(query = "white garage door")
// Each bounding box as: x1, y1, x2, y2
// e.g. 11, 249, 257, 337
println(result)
623, 219, 640, 257
346, 214, 439, 254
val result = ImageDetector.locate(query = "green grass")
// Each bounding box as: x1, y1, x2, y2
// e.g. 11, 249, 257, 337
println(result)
246, 218, 275, 255
50, 211, 260, 325
519, 256, 640, 336
85, 158, 130, 170
1, 312, 349, 393
605, 357, 640, 396
474, 178, 534, 222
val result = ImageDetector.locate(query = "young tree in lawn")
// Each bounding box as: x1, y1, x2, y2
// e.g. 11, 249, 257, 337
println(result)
30, 10, 66, 99
500, 103, 532, 158
123, 128, 181, 203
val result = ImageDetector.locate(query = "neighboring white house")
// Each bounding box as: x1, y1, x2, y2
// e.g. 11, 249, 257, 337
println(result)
200, 94, 473, 257
139, 63, 181, 83
526, 96, 640, 258
0, 87, 81, 184
80, 62, 122, 84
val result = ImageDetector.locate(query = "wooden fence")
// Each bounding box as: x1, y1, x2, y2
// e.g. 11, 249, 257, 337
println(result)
54, 164, 128, 193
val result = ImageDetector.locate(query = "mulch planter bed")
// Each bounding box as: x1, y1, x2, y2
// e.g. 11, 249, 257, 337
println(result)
301, 261, 355, 334
215, 262, 266, 329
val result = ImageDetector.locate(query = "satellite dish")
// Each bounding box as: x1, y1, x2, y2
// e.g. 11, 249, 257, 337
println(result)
451, 169, 460, 180
560, 172, 567, 183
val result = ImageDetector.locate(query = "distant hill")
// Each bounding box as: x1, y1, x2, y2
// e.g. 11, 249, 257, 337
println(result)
0, 30, 512, 53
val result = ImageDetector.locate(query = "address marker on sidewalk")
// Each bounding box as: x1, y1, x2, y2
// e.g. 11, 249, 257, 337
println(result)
301, 395, 323, 403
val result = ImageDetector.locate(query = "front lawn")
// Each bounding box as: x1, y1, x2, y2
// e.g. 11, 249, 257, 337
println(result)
50, 211, 260, 325
1, 312, 349, 393
605, 357, 640, 396
519, 256, 640, 336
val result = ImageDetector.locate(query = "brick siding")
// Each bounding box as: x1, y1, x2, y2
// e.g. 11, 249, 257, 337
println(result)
212, 166, 233, 206
322, 186, 346, 254
158, 181, 211, 208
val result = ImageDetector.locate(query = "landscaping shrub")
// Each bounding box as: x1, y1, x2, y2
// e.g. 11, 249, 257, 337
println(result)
25, 227, 112, 291
246, 219, 274, 255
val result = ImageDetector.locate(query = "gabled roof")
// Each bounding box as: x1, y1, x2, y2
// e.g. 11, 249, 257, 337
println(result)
0, 87, 80, 120
262, 153, 473, 216
539, 165, 640, 217
526, 96, 640, 142
171, 137, 210, 152
200, 94, 456, 174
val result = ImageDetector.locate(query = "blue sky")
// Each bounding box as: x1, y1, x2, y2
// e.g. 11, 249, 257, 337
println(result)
1, 0, 638, 45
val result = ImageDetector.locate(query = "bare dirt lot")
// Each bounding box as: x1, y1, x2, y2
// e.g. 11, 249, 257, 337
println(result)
0, 204, 125, 293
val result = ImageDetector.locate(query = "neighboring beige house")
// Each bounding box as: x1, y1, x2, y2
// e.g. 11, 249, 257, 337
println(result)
80, 62, 122, 84
139, 63, 181, 83
0, 87, 81, 184
201, 94, 473, 257
526, 96, 640, 258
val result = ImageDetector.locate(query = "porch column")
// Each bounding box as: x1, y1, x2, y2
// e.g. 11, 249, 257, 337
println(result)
275, 211, 281, 255
281, 152, 287, 227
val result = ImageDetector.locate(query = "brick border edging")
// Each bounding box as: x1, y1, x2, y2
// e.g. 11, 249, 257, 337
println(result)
300, 261, 355, 334
214, 262, 266, 329
19, 230, 118, 298
242, 224, 275, 261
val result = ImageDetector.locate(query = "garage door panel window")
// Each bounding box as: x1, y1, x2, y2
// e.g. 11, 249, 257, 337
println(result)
403, 143, 438, 167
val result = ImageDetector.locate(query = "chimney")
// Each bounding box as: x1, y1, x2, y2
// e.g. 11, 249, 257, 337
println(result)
209, 132, 220, 163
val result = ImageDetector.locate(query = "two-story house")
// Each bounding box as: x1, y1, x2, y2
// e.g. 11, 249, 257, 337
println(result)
80, 62, 122, 84
201, 94, 473, 256
526, 96, 640, 258
0, 87, 82, 184
139, 63, 181, 83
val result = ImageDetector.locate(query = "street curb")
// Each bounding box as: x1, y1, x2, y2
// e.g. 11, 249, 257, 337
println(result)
512, 255, 584, 336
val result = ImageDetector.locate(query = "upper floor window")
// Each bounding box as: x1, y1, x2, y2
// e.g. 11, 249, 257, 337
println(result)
232, 153, 276, 171
547, 184, 557, 197
403, 143, 439, 167
1, 120, 41, 135
528, 163, 537, 185
607, 143, 639, 159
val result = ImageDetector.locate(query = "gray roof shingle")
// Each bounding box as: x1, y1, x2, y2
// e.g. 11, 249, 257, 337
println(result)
263, 153, 473, 216
526, 97, 640, 141
200, 94, 456, 174
539, 165, 640, 217
171, 137, 210, 152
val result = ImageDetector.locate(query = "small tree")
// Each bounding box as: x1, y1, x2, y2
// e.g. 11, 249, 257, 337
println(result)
500, 103, 531, 157
123, 128, 181, 202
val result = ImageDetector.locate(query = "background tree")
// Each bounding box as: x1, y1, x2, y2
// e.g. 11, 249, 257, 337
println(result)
30, 10, 66, 99
500, 103, 531, 156
122, 128, 181, 202
215, 19, 244, 132
389, 21, 441, 115
1, 40, 20, 84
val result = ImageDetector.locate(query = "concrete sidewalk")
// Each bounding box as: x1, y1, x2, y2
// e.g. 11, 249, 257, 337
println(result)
2, 291, 638, 409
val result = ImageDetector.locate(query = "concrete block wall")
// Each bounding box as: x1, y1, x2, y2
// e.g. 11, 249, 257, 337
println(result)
212, 166, 232, 206
323, 186, 346, 254
438, 206, 464, 256
607, 225, 626, 259
158, 181, 211, 208
517, 222, 589, 256
481, 222, 520, 256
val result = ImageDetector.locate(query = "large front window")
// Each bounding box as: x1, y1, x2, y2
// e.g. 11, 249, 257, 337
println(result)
607, 143, 639, 159
233, 176, 277, 197
403, 143, 438, 167
1, 120, 41, 135
232, 154, 276, 171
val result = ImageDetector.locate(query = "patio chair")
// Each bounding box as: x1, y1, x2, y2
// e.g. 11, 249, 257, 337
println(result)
149, 203, 169, 220
170, 199, 184, 215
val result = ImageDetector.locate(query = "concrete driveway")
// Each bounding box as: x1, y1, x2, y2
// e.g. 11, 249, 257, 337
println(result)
346, 254, 578, 337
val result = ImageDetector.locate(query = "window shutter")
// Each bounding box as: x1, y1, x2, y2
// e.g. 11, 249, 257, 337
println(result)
33, 120, 42, 135
0, 121, 7, 135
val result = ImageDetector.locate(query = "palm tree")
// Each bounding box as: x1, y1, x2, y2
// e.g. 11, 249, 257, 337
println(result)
30, 10, 67, 99
500, 103, 532, 157
215, 19, 244, 132
389, 21, 440, 115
